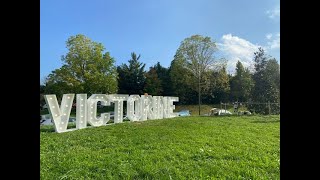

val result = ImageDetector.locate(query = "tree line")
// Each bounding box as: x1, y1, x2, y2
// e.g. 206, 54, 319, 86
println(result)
41, 34, 280, 114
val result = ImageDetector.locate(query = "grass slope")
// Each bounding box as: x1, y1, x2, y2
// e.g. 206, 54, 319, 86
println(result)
40, 115, 280, 179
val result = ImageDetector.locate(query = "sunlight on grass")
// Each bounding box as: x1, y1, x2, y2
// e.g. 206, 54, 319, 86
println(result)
40, 115, 280, 179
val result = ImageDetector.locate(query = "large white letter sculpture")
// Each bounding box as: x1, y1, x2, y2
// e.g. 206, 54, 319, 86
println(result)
44, 94, 75, 133
44, 94, 179, 133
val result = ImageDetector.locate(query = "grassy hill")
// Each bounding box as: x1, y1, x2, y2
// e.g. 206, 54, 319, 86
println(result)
40, 115, 280, 179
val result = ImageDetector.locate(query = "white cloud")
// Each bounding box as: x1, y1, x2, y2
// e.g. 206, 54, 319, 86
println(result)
266, 33, 273, 40
266, 33, 280, 50
267, 5, 280, 19
218, 34, 260, 74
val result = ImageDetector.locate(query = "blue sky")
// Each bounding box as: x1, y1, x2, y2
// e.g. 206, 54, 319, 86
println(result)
40, 0, 280, 82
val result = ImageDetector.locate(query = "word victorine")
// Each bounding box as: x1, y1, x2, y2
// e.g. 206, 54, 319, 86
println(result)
44, 94, 179, 133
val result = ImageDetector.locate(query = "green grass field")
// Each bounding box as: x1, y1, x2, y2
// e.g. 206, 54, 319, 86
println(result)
40, 115, 280, 179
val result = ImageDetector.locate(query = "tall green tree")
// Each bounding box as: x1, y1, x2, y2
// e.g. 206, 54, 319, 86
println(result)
144, 67, 163, 95
208, 64, 230, 104
230, 61, 254, 102
173, 35, 222, 113
264, 59, 280, 102
175, 35, 219, 91
153, 62, 172, 95
117, 52, 146, 94
45, 34, 118, 98
169, 54, 198, 104
252, 48, 271, 102
249, 48, 280, 114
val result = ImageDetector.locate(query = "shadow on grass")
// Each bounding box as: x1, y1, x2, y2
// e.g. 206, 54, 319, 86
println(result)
40, 127, 55, 133
40, 123, 115, 133
251, 120, 280, 123
40, 124, 76, 133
